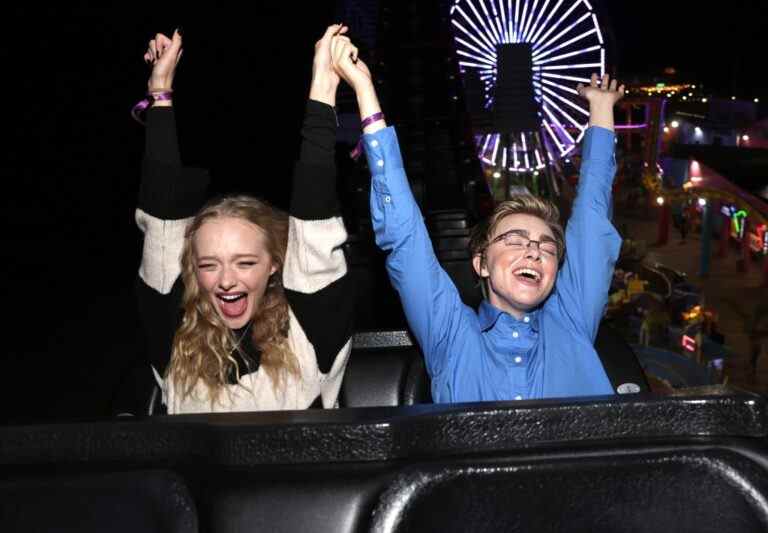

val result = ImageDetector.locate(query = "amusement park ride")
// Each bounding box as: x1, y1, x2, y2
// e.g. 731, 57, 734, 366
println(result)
449, 0, 607, 201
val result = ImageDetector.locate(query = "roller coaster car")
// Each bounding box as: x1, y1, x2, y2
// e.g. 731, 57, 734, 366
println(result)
2, 387, 767, 533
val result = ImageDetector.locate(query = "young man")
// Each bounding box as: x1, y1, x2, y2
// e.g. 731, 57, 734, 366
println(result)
331, 37, 624, 402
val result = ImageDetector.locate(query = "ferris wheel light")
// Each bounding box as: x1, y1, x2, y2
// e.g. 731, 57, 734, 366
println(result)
698, 198, 707, 207
742, 134, 750, 141
656, 196, 665, 206
671, 120, 680, 128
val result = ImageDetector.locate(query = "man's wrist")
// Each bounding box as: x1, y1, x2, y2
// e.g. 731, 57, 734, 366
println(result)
588, 102, 615, 130
356, 84, 381, 119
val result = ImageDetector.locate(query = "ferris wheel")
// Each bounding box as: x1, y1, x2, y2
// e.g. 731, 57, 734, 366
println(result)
449, 0, 607, 180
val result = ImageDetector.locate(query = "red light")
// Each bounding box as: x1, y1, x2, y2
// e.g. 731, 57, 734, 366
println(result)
682, 335, 697, 352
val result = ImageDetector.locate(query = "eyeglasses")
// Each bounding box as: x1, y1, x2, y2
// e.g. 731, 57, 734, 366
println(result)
487, 230, 559, 258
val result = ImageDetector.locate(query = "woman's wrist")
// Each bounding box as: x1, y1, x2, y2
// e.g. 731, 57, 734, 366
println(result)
309, 75, 339, 107
147, 87, 173, 108
150, 99, 173, 108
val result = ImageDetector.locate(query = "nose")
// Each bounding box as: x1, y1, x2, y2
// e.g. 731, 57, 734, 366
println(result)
524, 240, 542, 260
218, 265, 237, 291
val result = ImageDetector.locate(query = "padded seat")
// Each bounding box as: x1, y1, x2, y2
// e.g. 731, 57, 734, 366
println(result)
339, 331, 432, 408
0, 470, 197, 533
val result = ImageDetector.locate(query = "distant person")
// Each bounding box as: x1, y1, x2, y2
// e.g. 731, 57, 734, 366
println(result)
331, 35, 625, 401
134, 25, 354, 413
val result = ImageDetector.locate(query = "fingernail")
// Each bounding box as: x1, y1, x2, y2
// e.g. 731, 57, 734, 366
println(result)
176, 26, 183, 36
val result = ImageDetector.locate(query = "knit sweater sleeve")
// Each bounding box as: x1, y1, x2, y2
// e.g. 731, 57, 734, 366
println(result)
135, 107, 210, 375
283, 100, 354, 405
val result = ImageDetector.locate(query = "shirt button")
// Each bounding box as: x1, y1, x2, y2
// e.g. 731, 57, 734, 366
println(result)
512, 331, 519, 338
523, 316, 530, 323
377, 159, 384, 167
370, 139, 379, 147
384, 195, 391, 203
514, 356, 522, 364
514, 395, 523, 400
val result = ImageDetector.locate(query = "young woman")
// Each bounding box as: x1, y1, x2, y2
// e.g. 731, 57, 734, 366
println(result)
135, 25, 354, 413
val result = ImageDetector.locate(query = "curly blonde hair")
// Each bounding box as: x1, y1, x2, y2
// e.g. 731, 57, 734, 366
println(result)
168, 195, 300, 407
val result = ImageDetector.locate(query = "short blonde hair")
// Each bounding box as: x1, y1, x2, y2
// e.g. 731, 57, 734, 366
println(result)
469, 195, 565, 262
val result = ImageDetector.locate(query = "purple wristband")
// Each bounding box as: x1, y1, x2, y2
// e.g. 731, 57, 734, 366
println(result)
350, 112, 385, 160
131, 91, 174, 125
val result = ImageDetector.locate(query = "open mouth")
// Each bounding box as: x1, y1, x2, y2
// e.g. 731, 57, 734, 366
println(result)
513, 267, 542, 285
216, 292, 249, 318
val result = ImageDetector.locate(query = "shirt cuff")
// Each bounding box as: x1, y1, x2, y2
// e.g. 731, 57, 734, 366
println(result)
581, 126, 616, 162
362, 126, 404, 177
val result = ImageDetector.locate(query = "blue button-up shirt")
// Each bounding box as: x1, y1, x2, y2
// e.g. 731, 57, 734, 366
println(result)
363, 126, 620, 402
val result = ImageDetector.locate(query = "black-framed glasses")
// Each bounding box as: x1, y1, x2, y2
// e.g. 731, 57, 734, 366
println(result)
487, 230, 559, 258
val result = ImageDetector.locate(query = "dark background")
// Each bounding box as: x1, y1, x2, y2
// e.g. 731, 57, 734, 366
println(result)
1, 1, 765, 423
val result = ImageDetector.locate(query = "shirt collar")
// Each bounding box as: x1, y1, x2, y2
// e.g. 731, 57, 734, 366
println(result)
478, 300, 540, 333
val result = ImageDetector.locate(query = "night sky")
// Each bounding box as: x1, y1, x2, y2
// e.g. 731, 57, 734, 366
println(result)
1, 2, 766, 421
604, 0, 767, 99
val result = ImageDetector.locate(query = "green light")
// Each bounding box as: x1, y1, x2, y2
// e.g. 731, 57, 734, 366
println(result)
733, 209, 748, 238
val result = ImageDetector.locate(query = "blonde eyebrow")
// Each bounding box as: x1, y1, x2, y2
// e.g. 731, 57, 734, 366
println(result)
196, 253, 261, 262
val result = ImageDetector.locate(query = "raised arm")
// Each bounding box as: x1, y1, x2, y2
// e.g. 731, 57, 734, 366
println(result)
331, 36, 471, 381
282, 26, 355, 402
549, 73, 624, 340
134, 30, 209, 375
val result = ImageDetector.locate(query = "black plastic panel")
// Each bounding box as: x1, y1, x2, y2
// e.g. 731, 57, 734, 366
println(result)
0, 392, 765, 467
372, 450, 768, 533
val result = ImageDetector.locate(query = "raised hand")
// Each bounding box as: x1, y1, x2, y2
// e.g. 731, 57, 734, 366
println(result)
577, 73, 625, 106
144, 29, 183, 92
330, 34, 372, 93
577, 73, 625, 131
309, 24, 347, 106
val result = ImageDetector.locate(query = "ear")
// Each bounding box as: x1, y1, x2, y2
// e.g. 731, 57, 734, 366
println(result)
472, 254, 489, 278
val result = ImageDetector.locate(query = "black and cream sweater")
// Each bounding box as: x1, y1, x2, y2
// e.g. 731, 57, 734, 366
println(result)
135, 101, 354, 413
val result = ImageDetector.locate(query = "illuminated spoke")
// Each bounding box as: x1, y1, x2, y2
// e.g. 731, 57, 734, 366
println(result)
541, 72, 591, 83
540, 77, 579, 95
533, 11, 591, 54
525, 0, 552, 42
529, 0, 566, 44
531, 0, 582, 47
533, 26, 596, 61
535, 45, 601, 65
